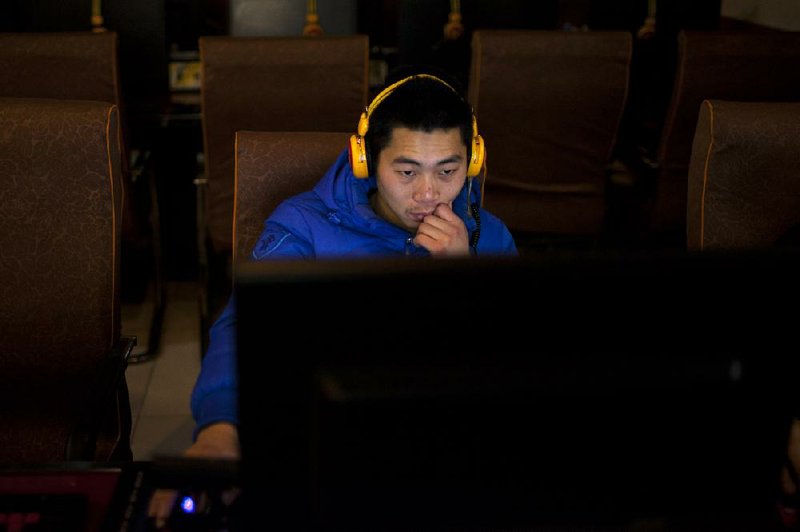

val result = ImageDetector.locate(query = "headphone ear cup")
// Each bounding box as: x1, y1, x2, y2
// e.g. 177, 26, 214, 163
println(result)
349, 134, 370, 178
467, 134, 485, 178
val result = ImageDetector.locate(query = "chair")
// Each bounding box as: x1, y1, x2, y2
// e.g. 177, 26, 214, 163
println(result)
467, 29, 632, 243
649, 30, 800, 240
0, 31, 165, 361
233, 131, 352, 268
198, 35, 368, 349
199, 35, 368, 256
0, 97, 135, 464
0, 32, 122, 105
224, 129, 349, 357
686, 100, 800, 251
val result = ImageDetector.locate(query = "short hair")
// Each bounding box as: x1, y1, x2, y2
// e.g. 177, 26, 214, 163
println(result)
365, 71, 475, 171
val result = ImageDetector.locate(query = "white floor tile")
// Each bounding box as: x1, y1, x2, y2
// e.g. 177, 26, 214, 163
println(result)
131, 414, 196, 461
124, 280, 200, 461
125, 360, 155, 434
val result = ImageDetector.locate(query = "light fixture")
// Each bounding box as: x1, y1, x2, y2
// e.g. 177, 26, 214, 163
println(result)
91, 0, 106, 32
303, 0, 324, 36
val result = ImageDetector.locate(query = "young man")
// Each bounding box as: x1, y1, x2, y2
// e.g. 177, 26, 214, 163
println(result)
148, 71, 517, 524
192, 70, 515, 452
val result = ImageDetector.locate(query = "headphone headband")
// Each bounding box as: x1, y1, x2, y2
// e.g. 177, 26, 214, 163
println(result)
358, 74, 458, 136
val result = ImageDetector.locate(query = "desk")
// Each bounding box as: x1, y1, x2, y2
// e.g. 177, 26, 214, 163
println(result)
0, 456, 793, 531
0, 460, 240, 532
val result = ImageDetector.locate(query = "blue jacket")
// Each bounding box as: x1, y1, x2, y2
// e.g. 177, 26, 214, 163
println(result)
191, 149, 518, 436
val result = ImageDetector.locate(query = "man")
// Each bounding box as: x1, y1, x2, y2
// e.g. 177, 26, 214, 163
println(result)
148, 70, 517, 525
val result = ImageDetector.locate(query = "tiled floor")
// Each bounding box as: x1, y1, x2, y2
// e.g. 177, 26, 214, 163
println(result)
122, 281, 201, 461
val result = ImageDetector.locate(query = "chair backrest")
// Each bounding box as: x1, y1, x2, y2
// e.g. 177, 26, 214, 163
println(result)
233, 131, 351, 268
686, 100, 800, 251
0, 31, 121, 102
0, 97, 126, 463
0, 30, 162, 359
468, 29, 632, 236
200, 35, 369, 254
0, 31, 127, 161
653, 30, 800, 232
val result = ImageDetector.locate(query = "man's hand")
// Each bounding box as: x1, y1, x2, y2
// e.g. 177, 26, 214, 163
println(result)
413, 203, 470, 256
146, 422, 240, 529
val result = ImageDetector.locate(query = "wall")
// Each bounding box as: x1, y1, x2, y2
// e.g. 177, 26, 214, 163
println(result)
721, 0, 800, 30
229, 0, 357, 37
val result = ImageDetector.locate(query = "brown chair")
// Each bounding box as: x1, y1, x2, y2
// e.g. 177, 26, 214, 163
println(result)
198, 35, 368, 350
199, 35, 369, 258
0, 31, 165, 361
468, 29, 632, 242
0, 97, 135, 464
233, 131, 351, 268
687, 100, 800, 251
651, 30, 800, 239
0, 32, 122, 111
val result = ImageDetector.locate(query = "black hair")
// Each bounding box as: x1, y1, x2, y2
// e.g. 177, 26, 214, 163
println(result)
365, 66, 474, 173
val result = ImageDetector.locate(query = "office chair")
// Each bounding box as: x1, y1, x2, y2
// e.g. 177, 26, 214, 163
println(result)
0, 31, 165, 362
196, 130, 351, 355
0, 97, 135, 464
468, 29, 632, 247
197, 35, 368, 352
685, 99, 800, 526
687, 100, 800, 251
649, 30, 800, 243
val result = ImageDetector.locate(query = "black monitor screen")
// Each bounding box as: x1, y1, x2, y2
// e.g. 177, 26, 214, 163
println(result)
235, 250, 798, 531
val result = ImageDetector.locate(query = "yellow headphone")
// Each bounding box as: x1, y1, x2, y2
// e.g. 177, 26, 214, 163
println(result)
348, 74, 485, 179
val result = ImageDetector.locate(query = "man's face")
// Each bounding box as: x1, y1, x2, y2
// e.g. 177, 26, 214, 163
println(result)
372, 127, 467, 233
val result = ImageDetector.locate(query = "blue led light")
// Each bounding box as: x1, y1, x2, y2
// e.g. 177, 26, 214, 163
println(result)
180, 496, 196, 514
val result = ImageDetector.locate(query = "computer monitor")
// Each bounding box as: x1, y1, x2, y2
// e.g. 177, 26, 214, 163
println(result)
234, 249, 798, 531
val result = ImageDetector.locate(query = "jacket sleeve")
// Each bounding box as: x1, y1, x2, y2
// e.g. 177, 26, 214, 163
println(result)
190, 296, 238, 439
251, 221, 314, 259
190, 222, 313, 439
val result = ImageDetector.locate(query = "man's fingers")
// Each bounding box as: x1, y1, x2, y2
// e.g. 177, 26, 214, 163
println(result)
221, 486, 242, 506
417, 217, 447, 239
147, 488, 179, 529
419, 204, 462, 236
413, 204, 469, 255
433, 202, 458, 221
